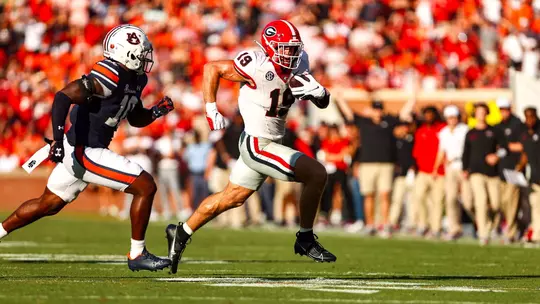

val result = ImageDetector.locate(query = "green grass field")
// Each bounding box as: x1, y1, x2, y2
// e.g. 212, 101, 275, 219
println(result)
1, 214, 540, 303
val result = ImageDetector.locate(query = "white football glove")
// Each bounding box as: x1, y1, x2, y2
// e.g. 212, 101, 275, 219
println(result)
290, 74, 326, 100
205, 102, 227, 131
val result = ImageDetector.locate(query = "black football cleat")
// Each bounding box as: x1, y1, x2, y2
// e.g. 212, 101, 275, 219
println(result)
166, 223, 190, 274
127, 248, 171, 272
294, 233, 337, 263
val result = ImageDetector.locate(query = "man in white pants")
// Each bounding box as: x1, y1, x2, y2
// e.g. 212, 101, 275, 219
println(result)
433, 105, 472, 240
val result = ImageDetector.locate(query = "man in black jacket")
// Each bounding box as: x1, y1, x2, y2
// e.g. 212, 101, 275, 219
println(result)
517, 107, 540, 245
493, 98, 525, 243
462, 103, 505, 245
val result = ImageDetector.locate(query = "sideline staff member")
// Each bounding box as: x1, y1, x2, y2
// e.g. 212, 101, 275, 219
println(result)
335, 96, 415, 234
518, 107, 540, 245
462, 103, 505, 245
493, 98, 524, 243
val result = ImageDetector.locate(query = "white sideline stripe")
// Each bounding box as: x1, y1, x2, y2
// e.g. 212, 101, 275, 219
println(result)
156, 277, 506, 293
157, 277, 427, 286
0, 253, 228, 264
206, 283, 504, 293
0, 241, 65, 248
0, 295, 524, 303
305, 288, 379, 294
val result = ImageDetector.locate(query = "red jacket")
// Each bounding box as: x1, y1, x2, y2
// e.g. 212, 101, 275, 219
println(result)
321, 138, 349, 171
413, 122, 446, 175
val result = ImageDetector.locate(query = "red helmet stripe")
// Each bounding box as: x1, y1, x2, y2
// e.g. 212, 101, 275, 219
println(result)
280, 20, 298, 39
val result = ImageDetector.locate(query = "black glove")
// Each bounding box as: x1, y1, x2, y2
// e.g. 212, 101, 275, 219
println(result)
47, 139, 64, 163
151, 96, 174, 119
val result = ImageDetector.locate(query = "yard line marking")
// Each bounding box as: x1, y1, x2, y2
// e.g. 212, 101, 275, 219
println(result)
0, 295, 530, 303
156, 277, 506, 293
0, 241, 65, 248
304, 288, 379, 294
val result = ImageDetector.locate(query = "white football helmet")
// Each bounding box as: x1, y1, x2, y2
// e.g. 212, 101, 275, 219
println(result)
102, 24, 154, 74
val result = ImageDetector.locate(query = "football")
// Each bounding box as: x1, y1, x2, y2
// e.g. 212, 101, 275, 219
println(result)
288, 73, 310, 90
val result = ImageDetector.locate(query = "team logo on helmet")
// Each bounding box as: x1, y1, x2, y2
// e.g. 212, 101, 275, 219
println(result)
265, 71, 275, 81
126, 32, 141, 45
264, 26, 277, 37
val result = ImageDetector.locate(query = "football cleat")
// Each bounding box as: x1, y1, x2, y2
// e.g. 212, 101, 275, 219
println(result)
166, 223, 190, 274
294, 233, 337, 263
127, 248, 171, 272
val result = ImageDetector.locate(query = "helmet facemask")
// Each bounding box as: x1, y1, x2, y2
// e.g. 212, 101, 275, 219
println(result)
264, 36, 304, 69
128, 44, 153, 75
138, 47, 154, 74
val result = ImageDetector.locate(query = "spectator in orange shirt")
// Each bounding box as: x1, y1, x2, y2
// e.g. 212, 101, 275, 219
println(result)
412, 106, 446, 238
319, 125, 354, 226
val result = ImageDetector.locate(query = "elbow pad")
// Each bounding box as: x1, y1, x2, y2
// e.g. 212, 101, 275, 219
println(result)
77, 75, 96, 101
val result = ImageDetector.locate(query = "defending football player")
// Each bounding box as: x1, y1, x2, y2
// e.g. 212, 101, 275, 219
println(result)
166, 20, 335, 273
0, 25, 174, 272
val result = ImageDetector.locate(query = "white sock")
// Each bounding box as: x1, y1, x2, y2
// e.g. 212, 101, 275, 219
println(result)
299, 227, 313, 233
0, 223, 7, 239
182, 223, 193, 235
129, 239, 145, 259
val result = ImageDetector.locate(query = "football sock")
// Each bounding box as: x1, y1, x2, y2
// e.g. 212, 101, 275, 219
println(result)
182, 223, 193, 235
129, 239, 145, 259
299, 227, 313, 233
0, 223, 7, 240
297, 227, 314, 241
176, 223, 193, 243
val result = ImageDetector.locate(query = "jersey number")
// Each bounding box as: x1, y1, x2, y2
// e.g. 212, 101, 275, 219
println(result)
265, 89, 294, 118
237, 52, 252, 67
105, 95, 138, 128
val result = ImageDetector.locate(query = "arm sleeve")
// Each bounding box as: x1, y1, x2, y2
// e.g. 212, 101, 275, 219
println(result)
462, 131, 471, 171
87, 59, 121, 98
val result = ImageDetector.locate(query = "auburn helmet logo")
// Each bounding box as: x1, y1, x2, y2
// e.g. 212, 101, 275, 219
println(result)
126, 32, 140, 45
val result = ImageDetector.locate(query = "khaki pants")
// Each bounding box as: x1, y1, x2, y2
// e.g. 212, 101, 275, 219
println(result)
500, 181, 520, 240
413, 172, 445, 233
389, 176, 414, 226
359, 163, 394, 195
212, 167, 262, 228
529, 184, 540, 242
444, 168, 473, 235
469, 174, 500, 239
273, 179, 298, 225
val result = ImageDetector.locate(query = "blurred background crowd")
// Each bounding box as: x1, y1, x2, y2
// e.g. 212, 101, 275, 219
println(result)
1, 0, 540, 246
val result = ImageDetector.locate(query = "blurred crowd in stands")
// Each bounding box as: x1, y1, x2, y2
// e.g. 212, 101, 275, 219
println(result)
1, 0, 540, 245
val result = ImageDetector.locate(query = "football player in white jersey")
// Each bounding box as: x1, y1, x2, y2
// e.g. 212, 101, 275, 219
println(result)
166, 20, 335, 273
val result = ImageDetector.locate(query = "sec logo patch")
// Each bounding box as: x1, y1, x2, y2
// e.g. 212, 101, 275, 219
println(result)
265, 71, 275, 81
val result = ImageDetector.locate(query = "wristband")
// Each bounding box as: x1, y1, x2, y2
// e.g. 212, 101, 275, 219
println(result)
206, 102, 217, 113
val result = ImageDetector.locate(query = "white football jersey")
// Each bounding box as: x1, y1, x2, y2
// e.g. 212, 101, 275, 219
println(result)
233, 49, 310, 141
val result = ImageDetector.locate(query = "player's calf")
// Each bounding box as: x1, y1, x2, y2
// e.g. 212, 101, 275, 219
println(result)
0, 188, 67, 239
293, 155, 327, 229
123, 171, 171, 272
166, 182, 254, 274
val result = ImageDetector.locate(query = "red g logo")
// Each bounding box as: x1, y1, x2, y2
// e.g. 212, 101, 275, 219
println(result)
126, 32, 140, 45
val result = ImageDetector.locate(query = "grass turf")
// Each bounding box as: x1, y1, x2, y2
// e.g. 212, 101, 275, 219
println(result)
0, 214, 540, 303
